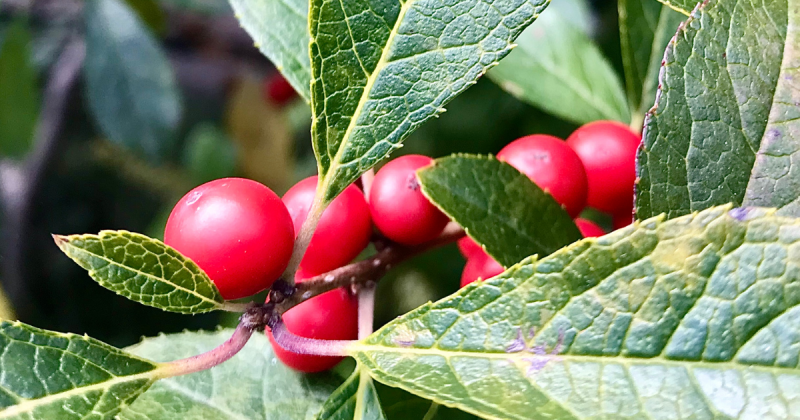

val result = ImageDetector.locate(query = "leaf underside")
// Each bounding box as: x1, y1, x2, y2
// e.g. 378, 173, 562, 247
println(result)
55, 230, 224, 314
418, 155, 581, 267
636, 0, 800, 220
228, 0, 311, 102
488, 1, 630, 125
119, 329, 339, 420
354, 205, 800, 420
310, 0, 550, 203
316, 368, 387, 420
0, 321, 158, 420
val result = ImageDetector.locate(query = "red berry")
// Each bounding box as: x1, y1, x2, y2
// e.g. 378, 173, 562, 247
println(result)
457, 236, 483, 259
574, 218, 605, 238
460, 251, 504, 287
497, 135, 588, 217
282, 176, 372, 275
263, 73, 297, 106
164, 178, 294, 300
566, 121, 641, 213
612, 211, 634, 230
369, 155, 449, 245
268, 275, 358, 372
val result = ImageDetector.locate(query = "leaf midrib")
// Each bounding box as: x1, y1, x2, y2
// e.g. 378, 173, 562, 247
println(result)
350, 343, 799, 375
316, 0, 412, 195
63, 234, 222, 307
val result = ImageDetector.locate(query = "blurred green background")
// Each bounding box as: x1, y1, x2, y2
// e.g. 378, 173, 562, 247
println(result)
0, 0, 623, 352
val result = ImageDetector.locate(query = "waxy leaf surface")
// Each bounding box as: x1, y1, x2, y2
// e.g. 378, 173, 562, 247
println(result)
55, 231, 224, 314
316, 368, 386, 420
0, 321, 158, 419
310, 0, 550, 202
354, 205, 800, 419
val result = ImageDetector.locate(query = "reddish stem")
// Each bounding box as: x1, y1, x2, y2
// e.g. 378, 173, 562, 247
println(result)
270, 319, 354, 356
156, 322, 253, 378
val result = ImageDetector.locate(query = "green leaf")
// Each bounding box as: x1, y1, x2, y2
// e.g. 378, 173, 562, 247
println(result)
228, 0, 310, 102
657, 0, 698, 15
84, 0, 182, 162
618, 0, 685, 124
54, 230, 225, 314
353, 205, 800, 419
0, 20, 38, 159
183, 123, 238, 185
636, 0, 799, 220
316, 368, 386, 420
0, 321, 159, 419
418, 155, 581, 267
119, 329, 339, 419
310, 0, 549, 203
487, 1, 630, 125
160, 0, 232, 14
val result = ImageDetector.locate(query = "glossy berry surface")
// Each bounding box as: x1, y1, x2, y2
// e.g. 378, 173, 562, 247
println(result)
457, 236, 483, 259
164, 178, 295, 300
566, 121, 641, 213
282, 176, 372, 275
263, 73, 297, 106
497, 134, 588, 217
268, 277, 358, 372
574, 218, 605, 238
370, 155, 449, 245
460, 251, 504, 287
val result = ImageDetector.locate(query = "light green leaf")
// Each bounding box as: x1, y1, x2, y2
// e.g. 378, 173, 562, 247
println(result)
488, 2, 630, 125
636, 0, 796, 220
310, 0, 550, 203
119, 329, 339, 420
316, 368, 386, 420
183, 123, 238, 185
657, 0, 698, 15
618, 0, 684, 124
54, 230, 225, 314
0, 19, 38, 159
84, 0, 182, 162
353, 205, 800, 419
228, 0, 310, 102
418, 155, 581, 267
0, 321, 159, 419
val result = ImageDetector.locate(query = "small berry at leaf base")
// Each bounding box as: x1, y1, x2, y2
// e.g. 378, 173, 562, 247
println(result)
574, 218, 605, 238
612, 211, 634, 230
164, 178, 294, 300
566, 121, 641, 213
263, 73, 296, 106
282, 176, 372, 275
460, 250, 504, 287
370, 155, 449, 245
267, 274, 358, 372
457, 236, 483, 259
497, 135, 588, 217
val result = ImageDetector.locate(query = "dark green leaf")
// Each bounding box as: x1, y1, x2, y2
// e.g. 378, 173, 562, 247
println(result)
316, 368, 386, 420
183, 123, 238, 185
228, 0, 310, 102
657, 0, 699, 15
418, 155, 581, 267
0, 20, 38, 159
488, 1, 630, 125
54, 230, 225, 314
159, 0, 231, 14
353, 205, 800, 419
119, 329, 339, 419
636, 0, 796, 220
84, 0, 182, 162
0, 321, 158, 419
311, 0, 549, 203
618, 0, 685, 125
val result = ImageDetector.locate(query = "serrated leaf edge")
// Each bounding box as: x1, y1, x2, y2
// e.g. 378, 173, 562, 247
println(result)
54, 230, 224, 311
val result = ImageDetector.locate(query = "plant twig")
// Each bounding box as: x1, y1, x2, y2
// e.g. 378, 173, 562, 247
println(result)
156, 321, 254, 378
270, 319, 354, 356
0, 36, 85, 320
358, 285, 376, 340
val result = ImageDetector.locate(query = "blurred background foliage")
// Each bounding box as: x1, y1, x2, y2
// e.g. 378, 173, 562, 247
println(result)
0, 0, 623, 368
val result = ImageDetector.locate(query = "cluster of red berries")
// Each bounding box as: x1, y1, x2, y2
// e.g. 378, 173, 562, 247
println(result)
163, 155, 450, 372
459, 120, 641, 286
